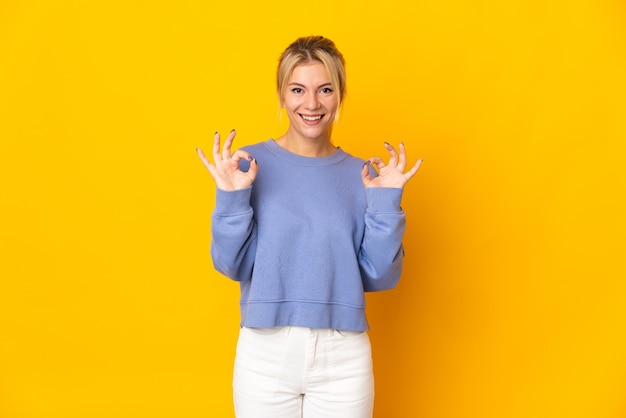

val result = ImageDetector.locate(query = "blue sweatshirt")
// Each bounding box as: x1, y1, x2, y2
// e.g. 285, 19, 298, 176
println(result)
210, 139, 406, 331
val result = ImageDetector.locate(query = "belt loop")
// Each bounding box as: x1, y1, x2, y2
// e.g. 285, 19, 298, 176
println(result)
282, 326, 291, 337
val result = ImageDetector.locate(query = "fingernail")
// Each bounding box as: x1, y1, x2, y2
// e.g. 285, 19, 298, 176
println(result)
231, 129, 235, 133
247, 156, 253, 161
384, 142, 390, 146
214, 131, 218, 135
363, 160, 371, 166
400, 141, 404, 146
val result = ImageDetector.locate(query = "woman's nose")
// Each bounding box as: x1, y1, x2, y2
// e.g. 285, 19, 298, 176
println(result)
304, 93, 320, 109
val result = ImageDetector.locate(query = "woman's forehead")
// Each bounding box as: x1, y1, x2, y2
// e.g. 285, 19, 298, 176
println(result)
288, 62, 331, 83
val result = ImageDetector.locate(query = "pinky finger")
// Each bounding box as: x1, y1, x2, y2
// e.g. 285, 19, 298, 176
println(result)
196, 147, 209, 164
197, 148, 216, 175
404, 158, 423, 180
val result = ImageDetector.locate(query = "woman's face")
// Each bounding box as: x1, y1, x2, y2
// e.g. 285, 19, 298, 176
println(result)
281, 61, 339, 142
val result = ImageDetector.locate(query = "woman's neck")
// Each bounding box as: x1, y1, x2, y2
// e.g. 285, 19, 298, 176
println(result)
274, 132, 337, 157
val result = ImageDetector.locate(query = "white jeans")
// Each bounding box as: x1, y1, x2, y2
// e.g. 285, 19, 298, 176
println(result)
233, 326, 375, 418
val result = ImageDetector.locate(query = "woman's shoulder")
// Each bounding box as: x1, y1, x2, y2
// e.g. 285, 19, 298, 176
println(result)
240, 139, 273, 153
336, 147, 366, 165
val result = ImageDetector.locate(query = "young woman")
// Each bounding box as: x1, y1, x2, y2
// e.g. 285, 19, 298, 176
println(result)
197, 36, 422, 418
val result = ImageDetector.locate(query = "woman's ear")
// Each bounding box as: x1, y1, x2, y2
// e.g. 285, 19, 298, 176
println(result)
276, 96, 284, 121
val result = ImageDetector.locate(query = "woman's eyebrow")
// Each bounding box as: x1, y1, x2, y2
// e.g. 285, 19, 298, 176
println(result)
288, 82, 333, 88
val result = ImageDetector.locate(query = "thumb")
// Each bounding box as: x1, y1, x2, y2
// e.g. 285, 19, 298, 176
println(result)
360, 161, 372, 184
247, 157, 259, 179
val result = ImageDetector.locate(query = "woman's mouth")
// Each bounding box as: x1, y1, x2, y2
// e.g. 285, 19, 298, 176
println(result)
300, 114, 323, 122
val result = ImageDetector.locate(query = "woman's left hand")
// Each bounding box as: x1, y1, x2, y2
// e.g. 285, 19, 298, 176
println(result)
361, 142, 422, 189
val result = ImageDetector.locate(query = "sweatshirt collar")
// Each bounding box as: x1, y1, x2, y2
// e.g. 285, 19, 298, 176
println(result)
265, 139, 348, 166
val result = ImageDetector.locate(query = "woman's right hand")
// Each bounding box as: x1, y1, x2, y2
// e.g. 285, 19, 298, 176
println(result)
196, 130, 258, 191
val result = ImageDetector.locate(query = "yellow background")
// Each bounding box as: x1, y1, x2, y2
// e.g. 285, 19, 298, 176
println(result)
1, 0, 625, 417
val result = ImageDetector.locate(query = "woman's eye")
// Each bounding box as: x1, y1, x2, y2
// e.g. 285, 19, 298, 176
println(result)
291, 88, 303, 93
321, 88, 333, 94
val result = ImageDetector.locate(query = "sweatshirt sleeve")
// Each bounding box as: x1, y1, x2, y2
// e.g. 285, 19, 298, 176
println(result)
358, 187, 406, 291
210, 187, 257, 282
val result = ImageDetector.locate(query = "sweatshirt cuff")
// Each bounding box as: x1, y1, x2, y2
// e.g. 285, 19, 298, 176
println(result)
214, 187, 253, 215
365, 187, 404, 213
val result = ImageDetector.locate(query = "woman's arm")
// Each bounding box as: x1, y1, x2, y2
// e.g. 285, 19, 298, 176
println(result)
358, 142, 422, 291
210, 188, 257, 282
358, 188, 406, 291
197, 130, 259, 281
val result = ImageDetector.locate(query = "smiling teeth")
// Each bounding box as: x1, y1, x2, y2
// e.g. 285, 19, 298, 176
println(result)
302, 115, 322, 121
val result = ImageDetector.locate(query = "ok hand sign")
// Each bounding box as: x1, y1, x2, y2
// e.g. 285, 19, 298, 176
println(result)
361, 142, 422, 189
197, 130, 258, 191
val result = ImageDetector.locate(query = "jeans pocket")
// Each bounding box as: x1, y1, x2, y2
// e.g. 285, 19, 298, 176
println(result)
334, 329, 365, 338
243, 326, 285, 336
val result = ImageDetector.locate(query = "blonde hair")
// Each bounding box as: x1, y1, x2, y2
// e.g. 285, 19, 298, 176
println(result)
276, 36, 347, 106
